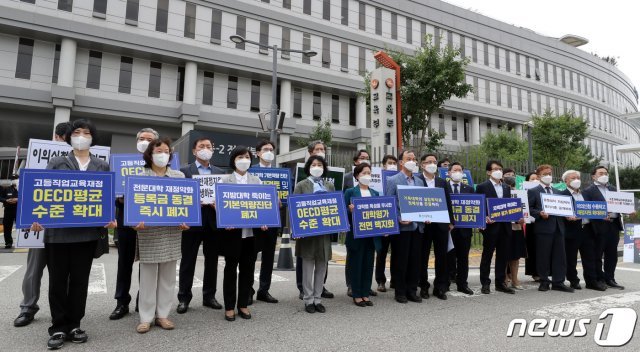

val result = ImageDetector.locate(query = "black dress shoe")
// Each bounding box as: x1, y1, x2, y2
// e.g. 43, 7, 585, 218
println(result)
14, 312, 34, 327
457, 286, 474, 295
298, 292, 304, 300
321, 288, 334, 299
5, 244, 13, 249
605, 280, 625, 290
419, 288, 430, 299
481, 285, 490, 294
552, 284, 575, 293
369, 289, 377, 296
395, 296, 408, 304
256, 292, 279, 303
433, 290, 448, 300
377, 283, 387, 292
585, 282, 607, 291
353, 298, 367, 307
389, 282, 395, 289
538, 283, 550, 292
407, 293, 423, 303
238, 310, 252, 319
203, 298, 222, 310
109, 304, 129, 320
570, 281, 582, 290
314, 303, 326, 313
495, 284, 515, 294
305, 304, 316, 313
364, 300, 374, 306
47, 332, 66, 350
67, 328, 88, 343
225, 312, 236, 322
176, 302, 188, 314
347, 287, 353, 297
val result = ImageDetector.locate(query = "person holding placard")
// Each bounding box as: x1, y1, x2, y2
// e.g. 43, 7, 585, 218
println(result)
582, 166, 625, 289
294, 155, 335, 313
344, 163, 380, 307
503, 169, 527, 290
527, 164, 573, 293
29, 119, 117, 349
385, 150, 425, 304
133, 137, 190, 333
561, 170, 606, 291
524, 172, 540, 282
110, 127, 159, 321
218, 146, 267, 321
176, 137, 225, 314
375, 154, 398, 293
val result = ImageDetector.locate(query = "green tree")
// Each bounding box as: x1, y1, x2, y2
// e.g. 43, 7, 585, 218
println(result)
531, 110, 592, 170
618, 166, 640, 190
479, 127, 528, 161
296, 118, 332, 147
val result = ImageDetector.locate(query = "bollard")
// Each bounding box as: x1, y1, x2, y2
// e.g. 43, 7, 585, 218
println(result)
275, 228, 295, 271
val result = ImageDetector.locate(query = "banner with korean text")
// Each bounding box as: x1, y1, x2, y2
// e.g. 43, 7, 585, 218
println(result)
605, 191, 635, 214
26, 139, 110, 170
450, 194, 485, 228
214, 184, 281, 228
397, 186, 450, 223
541, 194, 574, 217
249, 167, 291, 206
487, 198, 523, 222
192, 174, 225, 204
288, 192, 349, 238
110, 153, 180, 196
575, 201, 607, 219
351, 196, 399, 238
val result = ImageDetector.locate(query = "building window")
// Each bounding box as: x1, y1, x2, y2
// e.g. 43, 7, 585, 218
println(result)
332, 95, 339, 123
471, 39, 477, 63
420, 22, 426, 47
258, 22, 269, 55
496, 82, 501, 106
505, 50, 510, 72
561, 68, 566, 88
125, 0, 139, 26
52, 44, 61, 83
303, 0, 311, 15
406, 18, 413, 44
517, 88, 522, 111
534, 58, 540, 80
507, 85, 512, 108
459, 35, 465, 57
359, 47, 366, 76
236, 16, 246, 49
375, 8, 382, 35
434, 27, 440, 50
473, 77, 479, 101
391, 13, 397, 40
447, 30, 453, 49
15, 38, 34, 80
313, 91, 321, 120
553, 65, 557, 86
293, 88, 302, 118
86, 51, 102, 89
525, 56, 530, 77
544, 62, 549, 83
349, 97, 356, 126
515, 53, 521, 74
250, 80, 261, 112
569, 71, 574, 90
439, 114, 445, 134
118, 56, 133, 94
485, 81, 490, 103
148, 62, 161, 98
281, 28, 291, 59
210, 9, 222, 44
183, 2, 196, 39
176, 66, 185, 101
156, 0, 169, 33
322, 38, 331, 68
483, 42, 489, 66
341, 0, 348, 25
58, 0, 73, 12
227, 76, 238, 109
359, 2, 365, 30
451, 116, 458, 141
283, 0, 291, 9
341, 42, 348, 72
93, 0, 107, 18
21, 0, 36, 3
526, 91, 532, 112
464, 118, 469, 142
302, 33, 311, 64
494, 46, 500, 69
323, 0, 330, 20
487, 122, 491, 132
203, 71, 213, 105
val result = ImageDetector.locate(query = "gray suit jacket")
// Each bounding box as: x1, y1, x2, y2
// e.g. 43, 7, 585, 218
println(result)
44, 152, 111, 243
384, 171, 425, 232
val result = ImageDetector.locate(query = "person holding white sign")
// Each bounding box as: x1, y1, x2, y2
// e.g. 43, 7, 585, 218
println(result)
524, 172, 540, 283
582, 165, 628, 289
527, 164, 573, 293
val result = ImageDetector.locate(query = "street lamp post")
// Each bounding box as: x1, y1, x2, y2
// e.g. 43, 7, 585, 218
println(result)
229, 35, 316, 166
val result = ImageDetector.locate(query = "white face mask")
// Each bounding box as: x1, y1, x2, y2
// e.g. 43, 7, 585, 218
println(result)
491, 170, 503, 181
450, 172, 463, 182
152, 153, 170, 168
235, 158, 251, 172
71, 136, 92, 151
569, 179, 581, 189
597, 175, 609, 185
541, 175, 553, 185
359, 159, 370, 165
315, 152, 326, 160
196, 149, 213, 161
424, 164, 438, 174
404, 161, 417, 173
358, 175, 372, 185
261, 151, 275, 162
137, 140, 150, 153
386, 164, 397, 171
310, 166, 324, 178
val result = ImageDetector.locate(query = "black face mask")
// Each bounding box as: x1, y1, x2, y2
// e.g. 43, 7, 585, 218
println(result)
503, 176, 516, 187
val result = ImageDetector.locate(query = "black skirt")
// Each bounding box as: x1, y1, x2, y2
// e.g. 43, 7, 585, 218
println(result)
509, 229, 528, 260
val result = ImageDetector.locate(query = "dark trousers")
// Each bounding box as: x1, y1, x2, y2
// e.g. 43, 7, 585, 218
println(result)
420, 226, 449, 292
480, 230, 508, 286
3, 209, 15, 246
536, 232, 567, 285
565, 229, 598, 285
524, 225, 538, 276
345, 252, 351, 288
347, 238, 375, 298
254, 229, 278, 294
451, 232, 472, 288
46, 240, 97, 336
375, 236, 392, 284
390, 229, 422, 298
296, 256, 328, 293
178, 228, 221, 303
114, 226, 137, 306
223, 234, 255, 310
593, 227, 620, 282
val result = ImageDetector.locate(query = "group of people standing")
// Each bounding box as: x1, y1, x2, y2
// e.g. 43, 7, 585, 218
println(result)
6, 121, 628, 350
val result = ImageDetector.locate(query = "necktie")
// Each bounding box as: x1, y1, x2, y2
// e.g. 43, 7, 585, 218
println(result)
545, 186, 551, 194
453, 183, 459, 194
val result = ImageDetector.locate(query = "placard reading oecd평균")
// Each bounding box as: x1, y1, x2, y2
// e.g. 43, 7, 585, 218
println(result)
288, 192, 349, 238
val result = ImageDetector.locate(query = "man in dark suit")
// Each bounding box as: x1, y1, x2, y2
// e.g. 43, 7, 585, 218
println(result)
528, 164, 573, 293
560, 170, 607, 291
385, 149, 425, 304
475, 160, 516, 294
375, 154, 398, 292
249, 140, 280, 304
416, 153, 454, 300
177, 137, 225, 314
0, 174, 19, 249
582, 165, 627, 289
446, 162, 474, 295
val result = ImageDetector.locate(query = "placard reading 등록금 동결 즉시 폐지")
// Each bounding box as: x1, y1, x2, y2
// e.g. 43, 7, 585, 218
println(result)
450, 194, 485, 228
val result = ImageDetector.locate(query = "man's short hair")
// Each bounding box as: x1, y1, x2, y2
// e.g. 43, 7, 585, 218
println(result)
562, 170, 580, 182
136, 128, 159, 140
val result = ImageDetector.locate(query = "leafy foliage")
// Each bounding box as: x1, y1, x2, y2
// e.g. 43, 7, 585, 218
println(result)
480, 127, 528, 161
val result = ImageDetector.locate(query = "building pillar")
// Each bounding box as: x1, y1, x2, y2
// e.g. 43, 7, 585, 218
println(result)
57, 38, 77, 88
181, 121, 195, 136
514, 124, 523, 138
471, 116, 480, 145
357, 142, 367, 151
183, 61, 198, 105
279, 79, 292, 119
53, 107, 71, 131
356, 95, 366, 129
279, 134, 290, 154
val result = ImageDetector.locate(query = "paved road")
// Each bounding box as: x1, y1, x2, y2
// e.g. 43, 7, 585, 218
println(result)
0, 249, 639, 351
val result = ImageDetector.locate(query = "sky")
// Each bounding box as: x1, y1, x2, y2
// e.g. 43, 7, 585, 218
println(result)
443, 0, 640, 108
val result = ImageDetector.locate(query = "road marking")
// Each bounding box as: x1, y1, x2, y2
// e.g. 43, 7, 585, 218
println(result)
529, 291, 640, 319
0, 265, 22, 283
88, 263, 107, 294
176, 264, 203, 288
254, 272, 289, 283
616, 267, 640, 273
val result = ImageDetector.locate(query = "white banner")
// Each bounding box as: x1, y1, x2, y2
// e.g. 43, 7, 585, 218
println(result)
16, 228, 44, 249
522, 181, 539, 190
605, 191, 635, 214
512, 190, 532, 224
351, 166, 383, 194
541, 194, 574, 217
192, 174, 226, 204
26, 139, 110, 170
